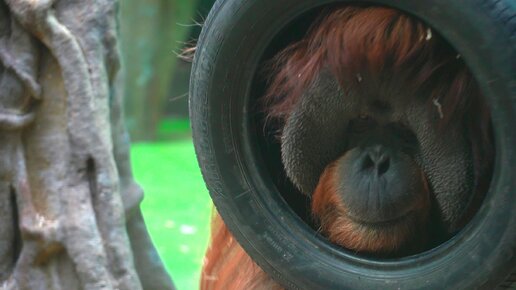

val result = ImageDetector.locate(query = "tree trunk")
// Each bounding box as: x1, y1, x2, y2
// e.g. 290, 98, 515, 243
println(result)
0, 1, 174, 289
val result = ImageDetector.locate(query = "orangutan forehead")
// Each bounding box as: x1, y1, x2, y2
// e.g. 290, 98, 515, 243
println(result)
312, 7, 436, 76
263, 6, 474, 126
308, 6, 468, 107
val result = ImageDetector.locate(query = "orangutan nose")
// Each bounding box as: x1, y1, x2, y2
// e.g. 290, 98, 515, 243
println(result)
361, 145, 391, 176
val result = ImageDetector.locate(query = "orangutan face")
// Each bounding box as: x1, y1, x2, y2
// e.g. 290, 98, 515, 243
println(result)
282, 71, 474, 254
265, 6, 493, 255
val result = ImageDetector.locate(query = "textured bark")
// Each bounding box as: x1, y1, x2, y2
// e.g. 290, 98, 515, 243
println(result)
0, 1, 174, 289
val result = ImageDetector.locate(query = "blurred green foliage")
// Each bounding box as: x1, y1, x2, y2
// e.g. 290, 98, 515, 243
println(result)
120, 0, 199, 141
121, 1, 218, 289
157, 118, 192, 139
131, 139, 212, 290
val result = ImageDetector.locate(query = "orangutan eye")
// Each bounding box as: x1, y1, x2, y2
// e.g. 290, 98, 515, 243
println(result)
349, 115, 376, 133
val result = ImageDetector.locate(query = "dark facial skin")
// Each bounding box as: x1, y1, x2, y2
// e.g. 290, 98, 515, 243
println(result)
336, 126, 426, 225
280, 71, 474, 253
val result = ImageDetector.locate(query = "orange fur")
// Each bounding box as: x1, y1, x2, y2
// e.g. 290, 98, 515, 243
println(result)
200, 212, 283, 290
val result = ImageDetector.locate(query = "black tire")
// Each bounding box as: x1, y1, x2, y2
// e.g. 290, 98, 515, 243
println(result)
190, 0, 516, 289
